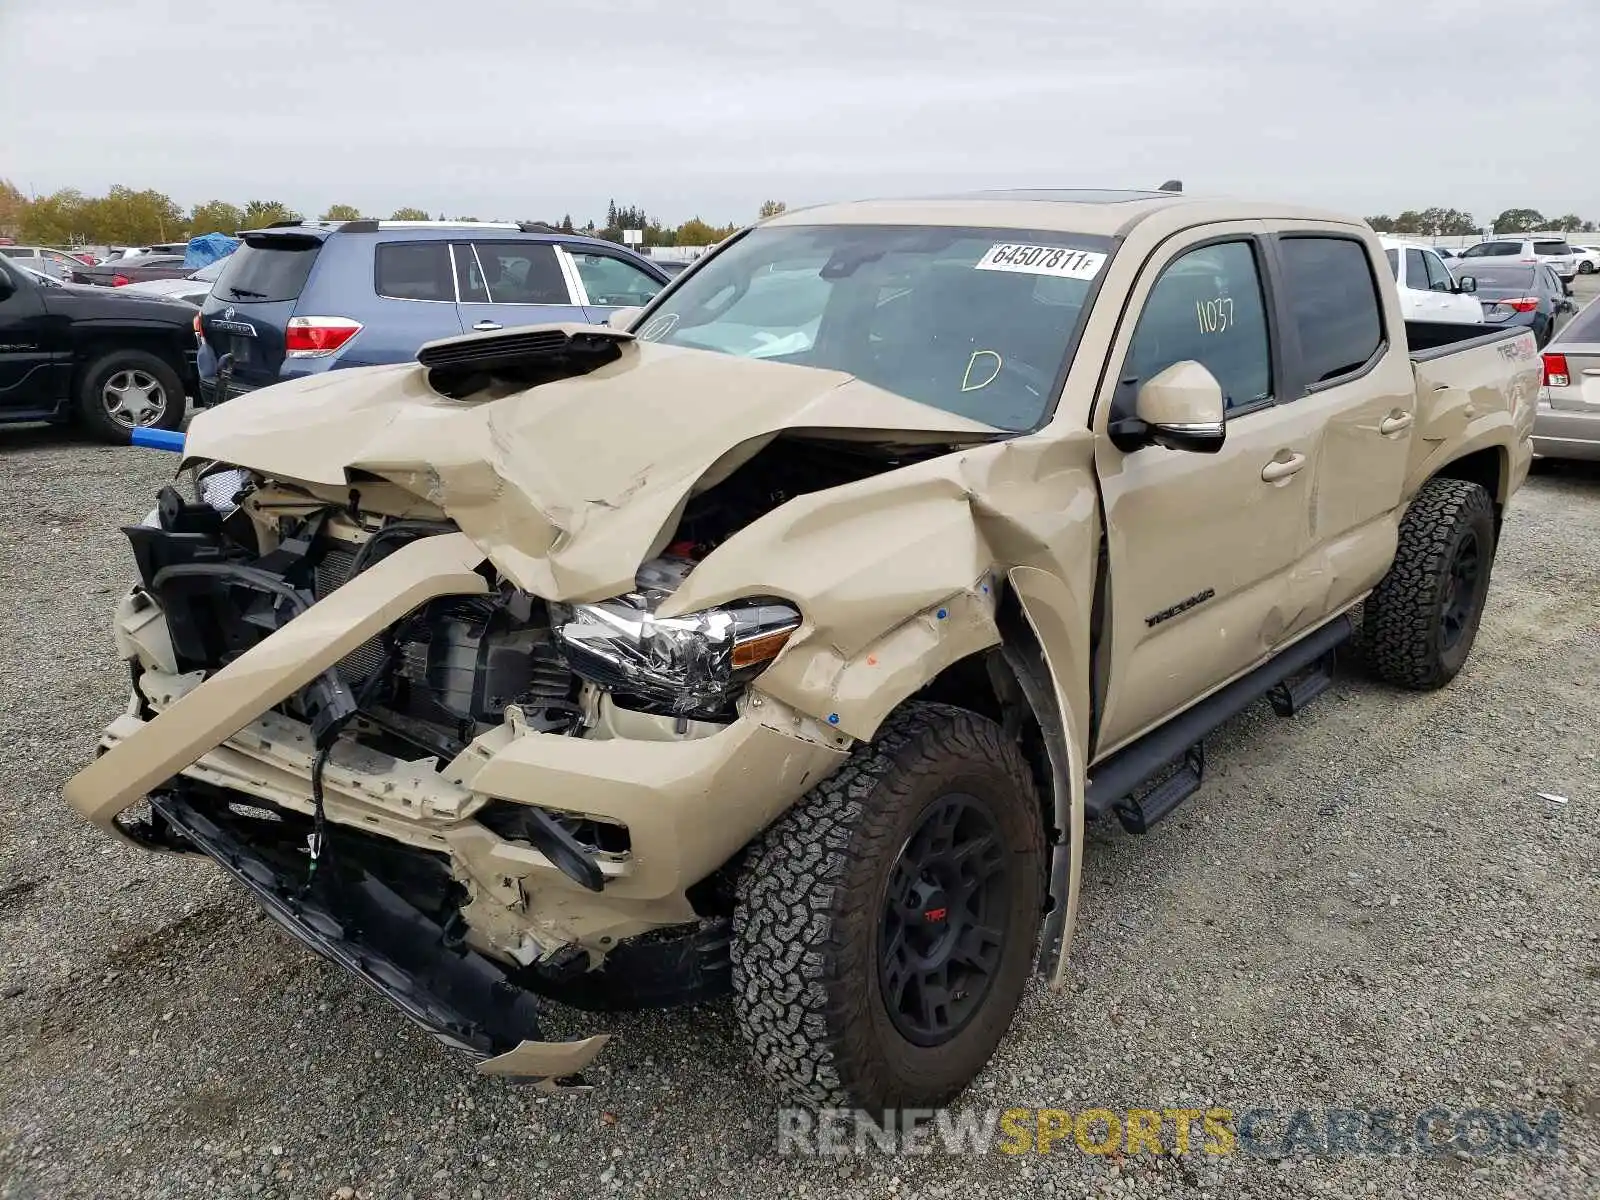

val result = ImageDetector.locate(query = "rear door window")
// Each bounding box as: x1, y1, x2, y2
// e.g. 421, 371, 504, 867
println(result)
215, 236, 323, 303
1275, 237, 1385, 391
374, 241, 455, 302
467, 242, 570, 304
1463, 242, 1518, 258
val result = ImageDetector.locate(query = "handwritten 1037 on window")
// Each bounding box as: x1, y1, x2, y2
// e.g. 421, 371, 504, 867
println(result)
1196, 296, 1234, 334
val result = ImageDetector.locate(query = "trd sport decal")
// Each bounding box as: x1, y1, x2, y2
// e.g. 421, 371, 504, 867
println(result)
1146, 587, 1216, 627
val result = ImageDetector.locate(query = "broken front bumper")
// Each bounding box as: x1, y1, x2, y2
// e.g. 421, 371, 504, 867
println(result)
148, 786, 608, 1086
63, 527, 849, 1082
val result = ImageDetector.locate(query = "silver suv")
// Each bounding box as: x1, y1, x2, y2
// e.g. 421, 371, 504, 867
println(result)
1458, 236, 1578, 282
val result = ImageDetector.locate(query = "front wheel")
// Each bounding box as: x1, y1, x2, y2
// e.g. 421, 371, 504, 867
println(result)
1362, 477, 1496, 690
75, 349, 186, 444
732, 703, 1045, 1114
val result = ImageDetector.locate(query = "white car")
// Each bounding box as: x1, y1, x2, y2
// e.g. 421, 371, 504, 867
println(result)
1379, 237, 1482, 325
117, 257, 227, 304
1571, 246, 1599, 275
1457, 236, 1578, 282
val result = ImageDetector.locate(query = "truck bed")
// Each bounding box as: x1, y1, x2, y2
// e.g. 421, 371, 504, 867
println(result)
1404, 319, 1520, 358
1400, 319, 1540, 495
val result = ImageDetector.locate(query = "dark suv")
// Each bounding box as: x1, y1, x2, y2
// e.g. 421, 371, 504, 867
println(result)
197, 221, 670, 404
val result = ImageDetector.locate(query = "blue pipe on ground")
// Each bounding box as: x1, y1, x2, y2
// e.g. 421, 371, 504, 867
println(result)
130, 428, 186, 452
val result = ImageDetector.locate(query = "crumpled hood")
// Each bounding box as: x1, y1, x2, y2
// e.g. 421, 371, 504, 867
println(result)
183, 338, 998, 601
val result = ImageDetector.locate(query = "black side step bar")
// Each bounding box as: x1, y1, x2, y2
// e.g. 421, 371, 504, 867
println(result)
1086, 615, 1353, 829
1268, 649, 1338, 717
1115, 743, 1204, 834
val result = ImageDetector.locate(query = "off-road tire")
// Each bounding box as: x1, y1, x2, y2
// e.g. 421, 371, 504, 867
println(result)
75, 349, 186, 444
731, 702, 1045, 1113
1363, 477, 1496, 690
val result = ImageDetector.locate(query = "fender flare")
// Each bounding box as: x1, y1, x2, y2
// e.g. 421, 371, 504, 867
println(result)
1002, 565, 1090, 989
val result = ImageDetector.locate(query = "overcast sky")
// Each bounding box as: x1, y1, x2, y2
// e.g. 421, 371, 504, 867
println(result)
4, 0, 1596, 228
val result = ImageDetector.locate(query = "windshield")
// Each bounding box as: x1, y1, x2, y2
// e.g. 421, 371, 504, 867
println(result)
636, 224, 1113, 431
193, 258, 227, 282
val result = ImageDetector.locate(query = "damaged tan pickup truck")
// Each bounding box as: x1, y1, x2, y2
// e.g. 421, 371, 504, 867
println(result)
66, 190, 1539, 1114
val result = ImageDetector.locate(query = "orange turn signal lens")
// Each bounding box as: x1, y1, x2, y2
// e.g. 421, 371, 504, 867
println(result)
732, 625, 799, 670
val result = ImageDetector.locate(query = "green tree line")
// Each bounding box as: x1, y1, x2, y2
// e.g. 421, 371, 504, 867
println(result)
7, 181, 1596, 249
1365, 206, 1597, 236
0, 181, 774, 249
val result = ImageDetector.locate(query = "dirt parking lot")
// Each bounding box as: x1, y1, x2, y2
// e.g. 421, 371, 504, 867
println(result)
1, 330, 1597, 1198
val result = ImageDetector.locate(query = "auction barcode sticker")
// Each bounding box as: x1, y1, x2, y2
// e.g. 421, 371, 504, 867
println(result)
975, 243, 1106, 280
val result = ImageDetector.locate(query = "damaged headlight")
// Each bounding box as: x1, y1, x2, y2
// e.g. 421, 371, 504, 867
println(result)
553, 557, 800, 716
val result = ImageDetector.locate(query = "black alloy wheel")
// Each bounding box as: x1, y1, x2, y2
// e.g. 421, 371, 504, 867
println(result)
879, 792, 1010, 1047
1439, 526, 1482, 651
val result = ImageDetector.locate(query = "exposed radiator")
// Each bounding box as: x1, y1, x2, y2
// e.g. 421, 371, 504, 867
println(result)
313, 544, 388, 683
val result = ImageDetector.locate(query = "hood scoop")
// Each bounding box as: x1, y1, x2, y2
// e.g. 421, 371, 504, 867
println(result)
418, 323, 635, 398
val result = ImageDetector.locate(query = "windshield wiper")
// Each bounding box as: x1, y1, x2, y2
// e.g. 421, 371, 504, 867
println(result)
225, 285, 267, 298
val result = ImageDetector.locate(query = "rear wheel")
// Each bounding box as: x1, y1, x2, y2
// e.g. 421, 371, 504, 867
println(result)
1362, 477, 1496, 690
1580, 260, 1595, 275
75, 349, 185, 444
731, 703, 1045, 1113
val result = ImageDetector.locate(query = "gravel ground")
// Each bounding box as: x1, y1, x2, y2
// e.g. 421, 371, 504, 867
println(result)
2, 386, 1598, 1198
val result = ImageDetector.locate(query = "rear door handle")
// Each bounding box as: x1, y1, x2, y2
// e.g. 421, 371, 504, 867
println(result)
473, 320, 503, 331
1260, 452, 1307, 483
1379, 411, 1414, 435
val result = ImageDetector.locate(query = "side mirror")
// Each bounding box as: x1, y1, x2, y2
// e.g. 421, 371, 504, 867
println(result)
605, 306, 642, 331
1457, 275, 1478, 294
1108, 360, 1226, 454
0, 274, 13, 300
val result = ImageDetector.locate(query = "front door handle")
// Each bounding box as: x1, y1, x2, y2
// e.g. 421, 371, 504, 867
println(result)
473, 320, 503, 332
1260, 452, 1307, 483
1379, 410, 1414, 435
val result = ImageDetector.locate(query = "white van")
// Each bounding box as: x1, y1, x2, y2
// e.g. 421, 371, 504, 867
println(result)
1379, 238, 1483, 325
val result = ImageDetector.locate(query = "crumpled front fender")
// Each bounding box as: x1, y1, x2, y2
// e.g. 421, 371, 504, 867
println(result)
659, 431, 1100, 983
